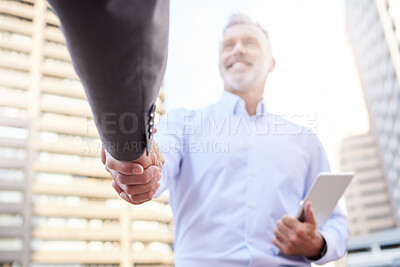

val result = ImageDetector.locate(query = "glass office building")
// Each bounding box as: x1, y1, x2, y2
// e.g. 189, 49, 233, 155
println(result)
344, 0, 400, 266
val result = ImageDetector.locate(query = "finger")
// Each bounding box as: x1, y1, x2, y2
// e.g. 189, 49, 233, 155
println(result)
282, 214, 299, 229
119, 191, 135, 205
149, 142, 164, 170
272, 237, 285, 252
277, 219, 292, 235
108, 160, 144, 175
107, 167, 159, 204
111, 180, 123, 195
130, 184, 160, 205
116, 166, 160, 185
133, 150, 152, 169
101, 145, 106, 165
106, 167, 130, 194
105, 150, 144, 175
129, 183, 160, 203
274, 228, 289, 244
304, 200, 317, 226
125, 174, 161, 195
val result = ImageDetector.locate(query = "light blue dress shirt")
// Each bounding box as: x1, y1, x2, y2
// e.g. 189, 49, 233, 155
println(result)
154, 91, 349, 267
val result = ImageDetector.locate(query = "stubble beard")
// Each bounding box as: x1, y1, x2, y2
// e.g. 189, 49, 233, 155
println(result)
223, 71, 256, 92
221, 59, 270, 92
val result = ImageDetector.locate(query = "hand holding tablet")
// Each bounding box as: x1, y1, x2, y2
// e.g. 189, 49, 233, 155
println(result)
296, 172, 354, 227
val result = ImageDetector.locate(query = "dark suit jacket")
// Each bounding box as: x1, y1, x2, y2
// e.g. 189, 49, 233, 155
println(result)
48, 0, 169, 161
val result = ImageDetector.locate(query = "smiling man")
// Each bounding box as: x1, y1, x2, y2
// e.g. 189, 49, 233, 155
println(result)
103, 13, 349, 266
219, 15, 275, 116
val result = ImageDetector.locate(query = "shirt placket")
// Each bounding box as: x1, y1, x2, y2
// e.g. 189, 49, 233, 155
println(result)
245, 117, 258, 260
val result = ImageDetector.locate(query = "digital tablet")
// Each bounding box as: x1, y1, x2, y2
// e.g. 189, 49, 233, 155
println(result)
296, 172, 354, 227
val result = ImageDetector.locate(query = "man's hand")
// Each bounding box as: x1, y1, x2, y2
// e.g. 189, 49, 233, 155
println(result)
101, 136, 165, 205
272, 201, 324, 258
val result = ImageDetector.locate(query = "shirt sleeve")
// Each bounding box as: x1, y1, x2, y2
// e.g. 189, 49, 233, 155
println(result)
303, 134, 350, 264
153, 109, 186, 197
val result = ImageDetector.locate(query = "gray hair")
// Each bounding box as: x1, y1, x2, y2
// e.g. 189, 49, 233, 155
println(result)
223, 13, 270, 40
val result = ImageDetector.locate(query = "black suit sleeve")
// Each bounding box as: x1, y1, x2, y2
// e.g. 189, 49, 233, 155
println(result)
48, 0, 169, 161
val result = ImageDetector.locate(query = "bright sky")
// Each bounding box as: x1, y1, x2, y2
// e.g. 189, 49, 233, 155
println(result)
163, 0, 370, 171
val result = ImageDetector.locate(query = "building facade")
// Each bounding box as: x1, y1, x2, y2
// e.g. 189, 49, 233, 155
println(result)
340, 133, 396, 237
0, 0, 173, 266
346, 0, 400, 226
345, 0, 400, 265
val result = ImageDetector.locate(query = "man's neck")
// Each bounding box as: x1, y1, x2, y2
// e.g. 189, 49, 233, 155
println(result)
225, 85, 264, 116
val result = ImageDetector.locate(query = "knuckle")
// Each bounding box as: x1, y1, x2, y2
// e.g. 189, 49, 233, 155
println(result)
118, 183, 128, 192
149, 179, 157, 189
130, 195, 140, 202
119, 176, 129, 185
114, 172, 123, 182
106, 160, 115, 170
142, 185, 153, 195
110, 172, 119, 181
104, 162, 111, 171
118, 174, 129, 185
148, 168, 157, 181
144, 175, 152, 184
296, 229, 305, 237
125, 186, 135, 195
142, 172, 151, 183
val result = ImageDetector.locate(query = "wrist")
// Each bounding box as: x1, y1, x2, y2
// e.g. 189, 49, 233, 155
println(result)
307, 233, 327, 261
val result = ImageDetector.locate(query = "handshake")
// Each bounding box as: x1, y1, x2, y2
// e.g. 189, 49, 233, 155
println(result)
101, 130, 165, 205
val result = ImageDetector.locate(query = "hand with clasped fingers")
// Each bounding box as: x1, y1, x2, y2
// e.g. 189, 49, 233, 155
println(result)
272, 201, 325, 258
101, 130, 165, 205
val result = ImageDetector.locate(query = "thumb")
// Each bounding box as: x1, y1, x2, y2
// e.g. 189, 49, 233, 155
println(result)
304, 201, 317, 226
134, 150, 152, 169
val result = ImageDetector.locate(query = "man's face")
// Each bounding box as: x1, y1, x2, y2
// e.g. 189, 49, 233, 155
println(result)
219, 24, 274, 92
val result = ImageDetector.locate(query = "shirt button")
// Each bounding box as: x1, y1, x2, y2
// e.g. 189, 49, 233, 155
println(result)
249, 171, 255, 176
247, 239, 253, 244
248, 203, 255, 209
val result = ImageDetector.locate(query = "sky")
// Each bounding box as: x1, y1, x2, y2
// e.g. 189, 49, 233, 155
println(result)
163, 0, 370, 171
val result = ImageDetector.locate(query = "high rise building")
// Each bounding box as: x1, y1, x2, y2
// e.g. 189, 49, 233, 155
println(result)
0, 0, 173, 266
345, 0, 400, 265
346, 0, 400, 225
340, 132, 396, 237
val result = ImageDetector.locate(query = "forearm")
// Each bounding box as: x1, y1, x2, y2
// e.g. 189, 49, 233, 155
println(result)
48, 0, 169, 161
306, 208, 349, 264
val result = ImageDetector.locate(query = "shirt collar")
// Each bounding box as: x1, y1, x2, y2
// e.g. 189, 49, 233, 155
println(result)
218, 90, 266, 116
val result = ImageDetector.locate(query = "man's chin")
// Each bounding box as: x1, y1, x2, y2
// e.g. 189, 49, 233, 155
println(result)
224, 75, 253, 91
225, 80, 250, 92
